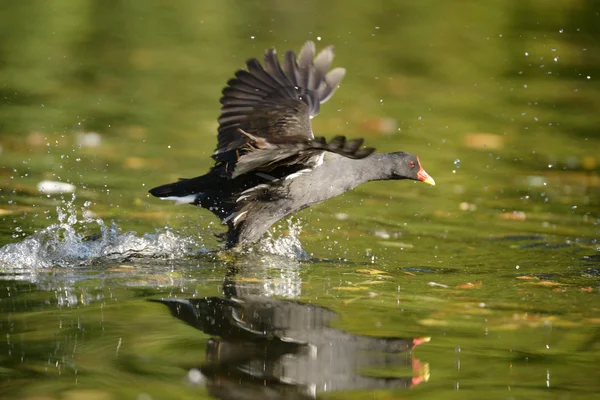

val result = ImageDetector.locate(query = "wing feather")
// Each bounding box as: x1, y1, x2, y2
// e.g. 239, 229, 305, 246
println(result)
215, 41, 344, 161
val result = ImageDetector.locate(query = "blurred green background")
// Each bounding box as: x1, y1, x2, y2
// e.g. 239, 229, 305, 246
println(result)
0, 1, 599, 399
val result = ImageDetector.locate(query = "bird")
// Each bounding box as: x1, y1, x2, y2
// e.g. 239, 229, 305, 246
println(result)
149, 41, 435, 249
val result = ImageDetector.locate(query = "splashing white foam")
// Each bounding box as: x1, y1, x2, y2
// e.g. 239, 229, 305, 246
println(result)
0, 196, 205, 271
258, 218, 310, 261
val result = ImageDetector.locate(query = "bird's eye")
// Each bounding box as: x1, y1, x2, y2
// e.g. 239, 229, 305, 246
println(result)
409, 161, 415, 167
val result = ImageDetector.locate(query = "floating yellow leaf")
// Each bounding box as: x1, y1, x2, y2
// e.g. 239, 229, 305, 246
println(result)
333, 286, 370, 291
582, 156, 596, 171
235, 277, 263, 283
499, 211, 526, 221
418, 319, 449, 327
356, 269, 388, 275
524, 281, 563, 287
380, 241, 414, 248
455, 281, 483, 289
516, 275, 538, 280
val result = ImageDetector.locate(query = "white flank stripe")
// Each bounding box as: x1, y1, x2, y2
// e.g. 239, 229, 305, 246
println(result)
285, 168, 312, 180
223, 210, 249, 226
314, 152, 324, 167
233, 211, 248, 225
240, 184, 269, 195
160, 194, 198, 205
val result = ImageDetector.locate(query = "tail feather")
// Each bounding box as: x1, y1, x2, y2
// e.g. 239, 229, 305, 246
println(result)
149, 175, 215, 199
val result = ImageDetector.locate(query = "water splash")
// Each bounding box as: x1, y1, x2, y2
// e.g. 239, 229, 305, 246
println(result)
0, 195, 205, 272
258, 217, 310, 261
0, 196, 312, 279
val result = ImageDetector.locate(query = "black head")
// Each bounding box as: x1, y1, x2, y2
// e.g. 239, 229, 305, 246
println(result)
390, 152, 435, 185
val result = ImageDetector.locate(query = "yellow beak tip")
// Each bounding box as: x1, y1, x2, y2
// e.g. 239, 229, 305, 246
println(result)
423, 177, 436, 186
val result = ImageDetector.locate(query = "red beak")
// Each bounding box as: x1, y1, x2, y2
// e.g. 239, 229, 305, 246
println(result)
416, 158, 435, 186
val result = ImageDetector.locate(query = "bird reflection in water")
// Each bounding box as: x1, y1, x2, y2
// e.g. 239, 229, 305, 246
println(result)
154, 265, 430, 399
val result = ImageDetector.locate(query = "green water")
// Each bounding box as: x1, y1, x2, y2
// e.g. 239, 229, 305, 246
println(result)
1, 1, 599, 399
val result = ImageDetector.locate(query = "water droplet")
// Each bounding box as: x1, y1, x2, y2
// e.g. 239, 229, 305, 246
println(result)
453, 159, 461, 168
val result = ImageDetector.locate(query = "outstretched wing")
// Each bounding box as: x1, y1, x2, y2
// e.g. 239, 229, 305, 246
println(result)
213, 41, 346, 163
232, 133, 374, 178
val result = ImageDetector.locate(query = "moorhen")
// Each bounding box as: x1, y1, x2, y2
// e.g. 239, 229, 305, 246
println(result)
150, 41, 435, 249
